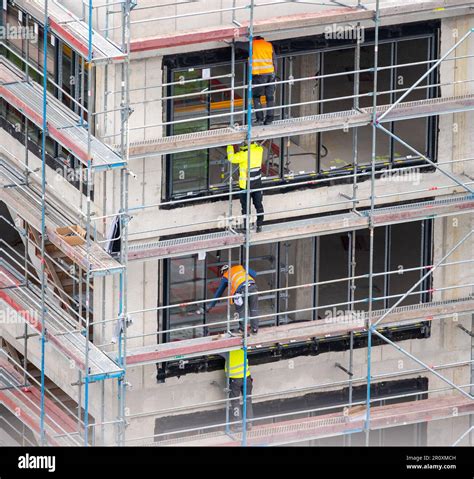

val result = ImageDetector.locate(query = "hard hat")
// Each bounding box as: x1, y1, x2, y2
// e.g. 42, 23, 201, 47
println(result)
220, 264, 230, 275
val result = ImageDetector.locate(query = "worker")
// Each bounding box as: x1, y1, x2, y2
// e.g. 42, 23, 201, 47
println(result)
236, 35, 276, 125
225, 348, 254, 431
227, 142, 264, 233
252, 36, 276, 125
207, 264, 259, 335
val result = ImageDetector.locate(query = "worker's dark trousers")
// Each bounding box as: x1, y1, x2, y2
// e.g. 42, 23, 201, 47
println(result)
235, 283, 259, 332
252, 73, 276, 122
239, 188, 264, 227
229, 376, 254, 428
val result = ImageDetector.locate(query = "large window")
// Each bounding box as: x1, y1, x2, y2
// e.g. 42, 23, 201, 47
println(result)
168, 63, 247, 196
154, 377, 428, 442
0, 1, 92, 192
0, 0, 90, 115
165, 26, 437, 200
162, 220, 433, 341
0, 99, 91, 194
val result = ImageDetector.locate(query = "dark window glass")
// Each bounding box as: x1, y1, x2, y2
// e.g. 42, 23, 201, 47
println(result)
166, 34, 436, 200
163, 220, 432, 340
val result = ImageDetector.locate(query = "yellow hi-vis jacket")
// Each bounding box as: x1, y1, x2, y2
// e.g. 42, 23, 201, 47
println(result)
252, 39, 275, 75
225, 349, 251, 379
223, 265, 255, 300
227, 144, 263, 190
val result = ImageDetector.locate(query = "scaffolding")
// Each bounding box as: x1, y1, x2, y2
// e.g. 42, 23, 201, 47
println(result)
0, 0, 132, 446
0, 0, 474, 447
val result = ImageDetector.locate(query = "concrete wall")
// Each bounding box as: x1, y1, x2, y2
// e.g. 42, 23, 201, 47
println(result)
61, 0, 351, 49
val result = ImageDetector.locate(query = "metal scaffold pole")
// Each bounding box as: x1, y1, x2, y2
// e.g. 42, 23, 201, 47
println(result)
100, 0, 112, 447
117, 0, 132, 447
242, 0, 255, 447
365, 0, 381, 447
83, 0, 94, 447
39, 0, 49, 447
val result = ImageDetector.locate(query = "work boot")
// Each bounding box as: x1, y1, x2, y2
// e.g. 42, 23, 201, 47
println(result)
256, 225, 262, 233
239, 325, 251, 335
251, 328, 258, 335
264, 117, 273, 125
255, 115, 264, 126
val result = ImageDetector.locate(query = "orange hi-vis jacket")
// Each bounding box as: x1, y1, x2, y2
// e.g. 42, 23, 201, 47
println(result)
224, 265, 256, 302
252, 39, 275, 75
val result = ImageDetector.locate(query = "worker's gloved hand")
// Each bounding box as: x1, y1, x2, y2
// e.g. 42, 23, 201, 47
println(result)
233, 293, 244, 307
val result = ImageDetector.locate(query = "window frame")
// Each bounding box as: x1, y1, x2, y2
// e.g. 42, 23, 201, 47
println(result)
164, 28, 439, 202
161, 219, 433, 342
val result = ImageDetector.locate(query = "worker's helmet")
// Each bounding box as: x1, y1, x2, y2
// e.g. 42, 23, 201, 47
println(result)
220, 264, 230, 276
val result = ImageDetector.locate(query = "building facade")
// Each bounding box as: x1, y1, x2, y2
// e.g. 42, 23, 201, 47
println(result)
0, 0, 473, 446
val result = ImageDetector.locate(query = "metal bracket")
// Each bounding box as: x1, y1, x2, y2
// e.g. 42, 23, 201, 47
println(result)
457, 324, 474, 338
122, 106, 134, 121
335, 362, 354, 377
3, 182, 27, 188
339, 192, 359, 203
120, 213, 132, 226
15, 332, 39, 340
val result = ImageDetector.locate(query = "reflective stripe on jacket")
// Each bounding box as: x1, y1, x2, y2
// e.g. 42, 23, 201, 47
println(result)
225, 349, 251, 378
227, 144, 263, 190
223, 265, 255, 299
252, 39, 275, 75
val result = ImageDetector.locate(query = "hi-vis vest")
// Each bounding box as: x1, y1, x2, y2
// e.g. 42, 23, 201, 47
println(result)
225, 349, 251, 379
252, 39, 275, 75
224, 265, 255, 300
227, 144, 263, 190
